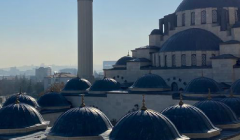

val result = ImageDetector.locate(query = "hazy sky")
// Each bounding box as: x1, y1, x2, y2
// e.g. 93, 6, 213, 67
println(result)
0, 0, 181, 69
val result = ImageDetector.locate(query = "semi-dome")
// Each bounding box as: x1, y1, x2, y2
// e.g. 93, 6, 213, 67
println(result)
110, 102, 189, 140
176, 0, 240, 12
48, 102, 112, 138
220, 95, 240, 118
150, 29, 163, 35
162, 101, 220, 138
194, 100, 240, 129
160, 28, 223, 52
184, 77, 222, 95
129, 73, 170, 92
115, 56, 134, 65
230, 79, 240, 95
62, 77, 91, 94
0, 103, 48, 135
3, 93, 39, 108
38, 91, 71, 112
89, 78, 121, 93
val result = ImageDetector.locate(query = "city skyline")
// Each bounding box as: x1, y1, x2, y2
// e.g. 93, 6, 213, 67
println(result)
0, 0, 181, 68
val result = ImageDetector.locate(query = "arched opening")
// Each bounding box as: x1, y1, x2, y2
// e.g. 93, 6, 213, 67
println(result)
171, 82, 179, 91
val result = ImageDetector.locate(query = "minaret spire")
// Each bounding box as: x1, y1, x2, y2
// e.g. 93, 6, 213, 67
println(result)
78, 0, 94, 82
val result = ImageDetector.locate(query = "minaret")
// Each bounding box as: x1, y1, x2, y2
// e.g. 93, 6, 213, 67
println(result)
78, 0, 94, 81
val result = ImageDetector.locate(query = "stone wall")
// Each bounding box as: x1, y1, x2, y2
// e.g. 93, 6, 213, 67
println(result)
65, 94, 197, 121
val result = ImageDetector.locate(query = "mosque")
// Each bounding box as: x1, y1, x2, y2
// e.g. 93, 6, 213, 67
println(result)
3, 0, 240, 139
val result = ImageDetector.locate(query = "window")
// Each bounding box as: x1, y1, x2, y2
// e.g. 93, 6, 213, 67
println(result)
201, 10, 207, 24
191, 12, 195, 25
212, 54, 216, 57
226, 10, 229, 23
165, 55, 167, 67
172, 55, 176, 67
236, 10, 238, 22
202, 54, 207, 66
191, 54, 197, 66
159, 56, 161, 67
212, 10, 218, 23
182, 13, 185, 26
181, 54, 186, 66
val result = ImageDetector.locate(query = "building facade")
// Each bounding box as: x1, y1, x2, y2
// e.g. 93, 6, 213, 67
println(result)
105, 0, 240, 91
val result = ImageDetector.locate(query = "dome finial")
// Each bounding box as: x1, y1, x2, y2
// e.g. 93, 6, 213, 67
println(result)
149, 66, 152, 74
127, 51, 130, 56
15, 94, 20, 104
179, 92, 184, 106
19, 87, 22, 95
208, 88, 212, 100
230, 89, 234, 97
141, 95, 147, 111
80, 94, 86, 107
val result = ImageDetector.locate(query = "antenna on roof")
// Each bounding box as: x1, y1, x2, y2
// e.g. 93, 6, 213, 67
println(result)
80, 94, 86, 107
179, 92, 184, 106
208, 88, 212, 100
141, 95, 147, 111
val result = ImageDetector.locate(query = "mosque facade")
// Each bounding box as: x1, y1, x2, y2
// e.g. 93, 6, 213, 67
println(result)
4, 0, 240, 140
105, 0, 240, 91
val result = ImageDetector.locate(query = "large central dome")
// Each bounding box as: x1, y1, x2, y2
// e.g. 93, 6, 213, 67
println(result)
176, 0, 240, 12
160, 28, 223, 52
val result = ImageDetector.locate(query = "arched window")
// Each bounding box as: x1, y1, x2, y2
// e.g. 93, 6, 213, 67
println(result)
212, 10, 218, 23
165, 55, 167, 67
191, 54, 197, 66
191, 12, 195, 25
181, 54, 186, 66
212, 54, 216, 57
172, 55, 176, 67
202, 54, 207, 66
201, 10, 207, 24
171, 82, 179, 91
182, 13, 185, 26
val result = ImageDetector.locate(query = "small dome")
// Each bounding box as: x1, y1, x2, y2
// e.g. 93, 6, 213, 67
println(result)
150, 29, 163, 35
160, 28, 223, 52
194, 100, 240, 129
129, 73, 170, 92
162, 103, 220, 138
176, 0, 240, 12
49, 106, 112, 137
3, 93, 39, 108
89, 78, 121, 93
38, 91, 71, 111
0, 103, 48, 135
62, 77, 91, 94
230, 79, 240, 95
220, 96, 240, 118
110, 109, 188, 140
184, 77, 222, 94
115, 56, 134, 65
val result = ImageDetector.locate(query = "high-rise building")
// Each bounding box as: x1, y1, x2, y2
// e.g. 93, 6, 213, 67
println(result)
35, 67, 52, 82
